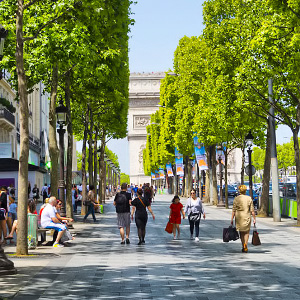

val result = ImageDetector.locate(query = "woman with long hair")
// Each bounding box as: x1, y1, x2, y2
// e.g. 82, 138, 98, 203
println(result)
131, 188, 155, 245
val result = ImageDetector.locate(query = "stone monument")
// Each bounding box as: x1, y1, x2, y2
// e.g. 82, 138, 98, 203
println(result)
128, 72, 165, 185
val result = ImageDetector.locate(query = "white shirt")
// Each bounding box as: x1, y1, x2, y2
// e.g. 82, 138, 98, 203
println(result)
41, 204, 56, 228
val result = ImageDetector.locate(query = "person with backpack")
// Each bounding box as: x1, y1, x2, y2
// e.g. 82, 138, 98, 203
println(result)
113, 183, 132, 245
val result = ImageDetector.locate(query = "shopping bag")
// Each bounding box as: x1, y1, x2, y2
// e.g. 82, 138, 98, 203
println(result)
223, 227, 230, 242
228, 226, 239, 241
252, 224, 261, 246
165, 221, 173, 234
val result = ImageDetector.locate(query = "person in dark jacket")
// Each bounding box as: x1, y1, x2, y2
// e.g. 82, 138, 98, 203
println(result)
0, 186, 8, 244
113, 183, 132, 244
131, 188, 155, 245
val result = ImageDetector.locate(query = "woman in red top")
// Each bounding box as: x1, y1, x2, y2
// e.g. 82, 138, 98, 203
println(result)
169, 195, 185, 240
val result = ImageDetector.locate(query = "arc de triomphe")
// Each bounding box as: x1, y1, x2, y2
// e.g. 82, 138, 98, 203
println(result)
127, 72, 243, 186
128, 72, 165, 185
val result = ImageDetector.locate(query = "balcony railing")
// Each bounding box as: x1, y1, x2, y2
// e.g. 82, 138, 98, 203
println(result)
0, 107, 15, 125
16, 124, 40, 153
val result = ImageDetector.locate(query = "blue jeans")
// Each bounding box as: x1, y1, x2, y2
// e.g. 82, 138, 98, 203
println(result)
84, 203, 96, 221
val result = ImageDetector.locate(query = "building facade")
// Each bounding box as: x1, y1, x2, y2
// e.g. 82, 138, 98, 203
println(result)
0, 72, 77, 198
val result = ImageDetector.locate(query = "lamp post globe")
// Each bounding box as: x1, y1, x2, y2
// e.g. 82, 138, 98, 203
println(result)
55, 98, 68, 216
245, 131, 254, 200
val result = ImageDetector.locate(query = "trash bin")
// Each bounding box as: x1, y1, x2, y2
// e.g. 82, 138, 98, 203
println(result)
28, 213, 37, 249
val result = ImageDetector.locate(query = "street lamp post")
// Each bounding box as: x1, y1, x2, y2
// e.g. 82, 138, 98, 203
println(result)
0, 25, 16, 275
0, 26, 8, 61
245, 131, 254, 200
56, 98, 68, 216
217, 145, 225, 207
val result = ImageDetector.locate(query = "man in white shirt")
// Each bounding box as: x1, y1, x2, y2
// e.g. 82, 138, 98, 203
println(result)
41, 196, 67, 247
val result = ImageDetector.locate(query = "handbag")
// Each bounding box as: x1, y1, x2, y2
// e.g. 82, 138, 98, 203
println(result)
228, 226, 239, 241
223, 225, 239, 242
252, 224, 261, 246
165, 221, 173, 234
189, 212, 200, 222
223, 227, 230, 242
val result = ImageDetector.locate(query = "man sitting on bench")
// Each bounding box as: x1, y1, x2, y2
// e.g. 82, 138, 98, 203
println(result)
41, 196, 66, 248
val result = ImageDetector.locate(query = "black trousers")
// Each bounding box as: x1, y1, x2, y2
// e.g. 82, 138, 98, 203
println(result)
189, 217, 201, 237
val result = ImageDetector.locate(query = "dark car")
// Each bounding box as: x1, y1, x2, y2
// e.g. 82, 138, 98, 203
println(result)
223, 185, 238, 197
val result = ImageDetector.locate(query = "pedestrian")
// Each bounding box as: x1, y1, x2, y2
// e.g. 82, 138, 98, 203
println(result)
144, 183, 152, 204
72, 185, 77, 213
83, 185, 97, 222
184, 189, 206, 242
113, 183, 132, 244
131, 188, 155, 245
0, 186, 7, 244
41, 183, 48, 203
231, 185, 256, 253
28, 182, 31, 198
169, 195, 185, 240
32, 184, 40, 204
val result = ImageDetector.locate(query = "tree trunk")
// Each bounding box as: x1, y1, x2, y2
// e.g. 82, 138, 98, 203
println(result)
99, 130, 106, 204
48, 64, 59, 199
184, 156, 189, 197
225, 149, 228, 209
292, 105, 300, 225
241, 145, 245, 185
65, 71, 73, 218
88, 109, 94, 185
93, 129, 98, 195
258, 123, 271, 217
16, 0, 29, 255
80, 109, 89, 215
212, 146, 218, 205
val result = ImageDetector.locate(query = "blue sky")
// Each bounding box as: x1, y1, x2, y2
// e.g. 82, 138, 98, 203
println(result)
78, 0, 294, 174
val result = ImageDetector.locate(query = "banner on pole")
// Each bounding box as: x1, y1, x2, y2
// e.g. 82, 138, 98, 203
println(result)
166, 163, 174, 177
159, 168, 165, 179
175, 147, 184, 175
151, 172, 156, 180
193, 136, 208, 170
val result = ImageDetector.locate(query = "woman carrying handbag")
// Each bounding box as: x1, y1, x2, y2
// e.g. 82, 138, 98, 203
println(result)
231, 185, 256, 253
184, 189, 206, 242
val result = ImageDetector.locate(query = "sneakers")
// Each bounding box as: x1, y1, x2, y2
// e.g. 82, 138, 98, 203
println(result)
195, 237, 199, 242
190, 235, 194, 240
53, 243, 64, 248
173, 236, 177, 240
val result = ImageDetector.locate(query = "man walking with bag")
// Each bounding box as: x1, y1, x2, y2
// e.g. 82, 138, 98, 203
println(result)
113, 183, 132, 244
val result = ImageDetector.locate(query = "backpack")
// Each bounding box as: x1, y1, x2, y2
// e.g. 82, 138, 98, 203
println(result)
115, 193, 127, 213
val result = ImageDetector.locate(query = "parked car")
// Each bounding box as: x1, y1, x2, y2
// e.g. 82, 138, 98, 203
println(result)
223, 185, 238, 197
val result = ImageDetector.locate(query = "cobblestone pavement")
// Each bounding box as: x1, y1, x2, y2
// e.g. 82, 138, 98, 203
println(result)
1, 194, 300, 300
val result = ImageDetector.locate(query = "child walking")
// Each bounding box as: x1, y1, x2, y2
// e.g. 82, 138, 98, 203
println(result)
169, 195, 185, 240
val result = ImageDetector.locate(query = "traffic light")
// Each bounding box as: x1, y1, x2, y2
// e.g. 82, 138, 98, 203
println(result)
46, 161, 52, 169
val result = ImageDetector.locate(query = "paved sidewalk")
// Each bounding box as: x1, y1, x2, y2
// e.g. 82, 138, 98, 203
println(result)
1, 194, 300, 300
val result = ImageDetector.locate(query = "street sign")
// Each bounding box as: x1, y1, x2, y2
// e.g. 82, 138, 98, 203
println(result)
245, 165, 256, 176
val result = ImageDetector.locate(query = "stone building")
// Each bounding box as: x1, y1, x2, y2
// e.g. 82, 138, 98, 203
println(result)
128, 72, 164, 185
